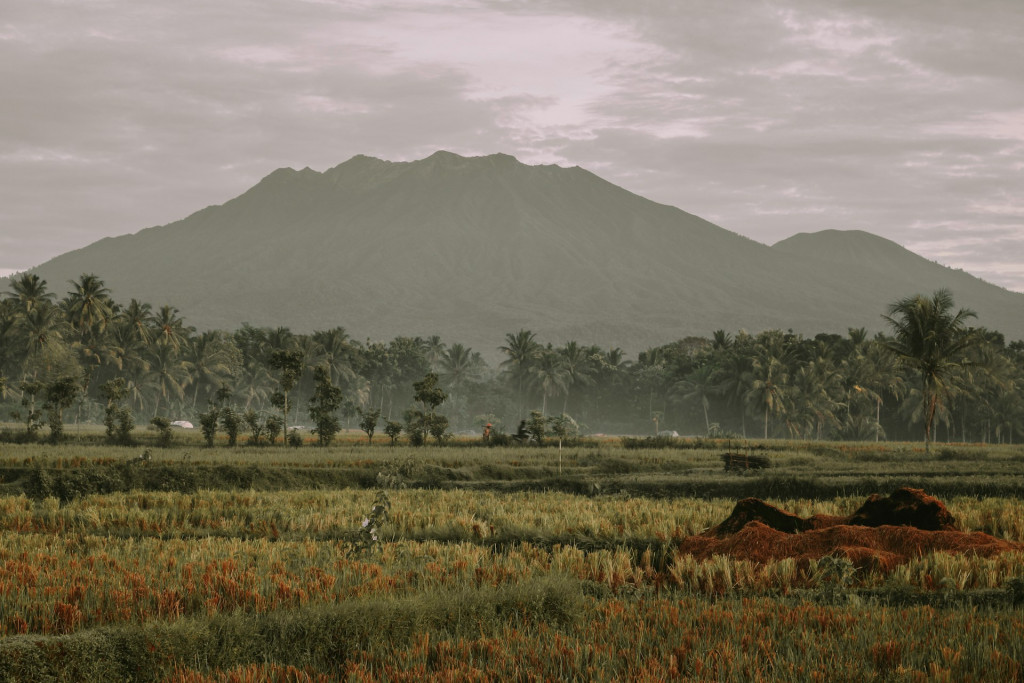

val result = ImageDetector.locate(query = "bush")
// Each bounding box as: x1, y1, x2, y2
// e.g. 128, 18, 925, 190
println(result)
150, 416, 173, 448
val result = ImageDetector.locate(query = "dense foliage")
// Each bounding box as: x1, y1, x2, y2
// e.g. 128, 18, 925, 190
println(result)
2, 274, 1022, 444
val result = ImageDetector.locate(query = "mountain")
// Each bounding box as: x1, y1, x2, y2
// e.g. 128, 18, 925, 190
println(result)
17, 151, 1024, 353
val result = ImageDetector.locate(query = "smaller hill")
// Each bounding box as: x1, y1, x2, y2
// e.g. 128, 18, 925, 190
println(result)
772, 230, 1023, 339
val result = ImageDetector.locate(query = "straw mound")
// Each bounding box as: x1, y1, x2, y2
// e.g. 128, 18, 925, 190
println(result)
684, 488, 1021, 569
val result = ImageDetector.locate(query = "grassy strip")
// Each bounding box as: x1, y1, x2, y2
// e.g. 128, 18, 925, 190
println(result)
0, 574, 583, 682
5, 459, 1024, 502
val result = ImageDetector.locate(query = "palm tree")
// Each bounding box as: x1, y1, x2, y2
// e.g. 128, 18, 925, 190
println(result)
14, 303, 71, 376
423, 335, 447, 372
152, 305, 193, 352
311, 327, 357, 388
714, 344, 753, 437
745, 331, 798, 439
119, 299, 155, 346
558, 341, 594, 414
6, 273, 56, 314
184, 331, 238, 411
882, 289, 978, 452
843, 338, 905, 441
528, 349, 570, 415
64, 274, 113, 340
146, 344, 192, 417
791, 356, 842, 440
499, 329, 540, 420
672, 364, 717, 434
439, 343, 484, 426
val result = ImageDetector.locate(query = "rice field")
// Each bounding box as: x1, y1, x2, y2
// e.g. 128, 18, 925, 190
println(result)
0, 438, 1022, 681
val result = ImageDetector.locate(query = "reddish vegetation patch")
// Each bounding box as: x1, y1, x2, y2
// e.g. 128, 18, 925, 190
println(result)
848, 488, 957, 530
686, 488, 1021, 569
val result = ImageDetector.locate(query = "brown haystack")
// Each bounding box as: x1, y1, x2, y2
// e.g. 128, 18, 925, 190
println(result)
706, 498, 844, 537
848, 488, 957, 530
707, 487, 956, 538
685, 488, 1021, 569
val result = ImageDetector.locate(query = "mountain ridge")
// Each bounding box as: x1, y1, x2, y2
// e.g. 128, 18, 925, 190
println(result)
13, 152, 1024, 352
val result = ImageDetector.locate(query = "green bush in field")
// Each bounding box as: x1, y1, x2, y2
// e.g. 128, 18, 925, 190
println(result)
358, 408, 381, 444
384, 420, 402, 446
308, 366, 343, 446
243, 409, 265, 446
265, 414, 283, 445
198, 407, 219, 447
100, 378, 135, 446
150, 416, 172, 448
220, 407, 241, 447
44, 376, 79, 444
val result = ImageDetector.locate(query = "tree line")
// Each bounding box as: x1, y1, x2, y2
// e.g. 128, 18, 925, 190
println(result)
1, 273, 1021, 447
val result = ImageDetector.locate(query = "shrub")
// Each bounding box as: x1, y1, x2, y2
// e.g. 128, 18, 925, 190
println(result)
150, 416, 173, 448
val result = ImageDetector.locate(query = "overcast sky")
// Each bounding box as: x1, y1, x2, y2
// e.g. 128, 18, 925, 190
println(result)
2, 0, 1022, 292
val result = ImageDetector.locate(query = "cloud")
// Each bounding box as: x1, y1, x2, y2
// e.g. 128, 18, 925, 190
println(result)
1, 0, 1022, 292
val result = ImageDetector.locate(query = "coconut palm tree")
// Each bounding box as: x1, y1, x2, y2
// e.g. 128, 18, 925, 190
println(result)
882, 289, 978, 452
558, 340, 594, 414
64, 274, 113, 340
6, 273, 56, 314
672, 364, 718, 434
499, 329, 540, 420
311, 327, 358, 388
423, 335, 447, 373
439, 342, 485, 426
14, 303, 71, 376
118, 299, 155, 346
745, 331, 798, 439
152, 305, 193, 352
146, 344, 192, 417
528, 349, 570, 415
184, 331, 238, 411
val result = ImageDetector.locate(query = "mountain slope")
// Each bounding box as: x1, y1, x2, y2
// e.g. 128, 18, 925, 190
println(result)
771, 230, 1023, 340
19, 152, 1024, 352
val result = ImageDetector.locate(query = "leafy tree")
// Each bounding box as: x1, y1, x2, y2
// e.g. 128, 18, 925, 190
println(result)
358, 407, 381, 444
403, 408, 427, 447
526, 410, 548, 446
882, 289, 979, 452
13, 380, 44, 439
100, 377, 134, 445
549, 413, 578, 473
220, 407, 241, 447
44, 375, 79, 443
384, 420, 403, 446
427, 414, 450, 445
549, 413, 578, 446
410, 372, 449, 445
268, 349, 305, 436
413, 372, 447, 412
308, 366, 343, 446
243, 409, 265, 446
150, 416, 172, 447
198, 406, 219, 447
265, 414, 284, 445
